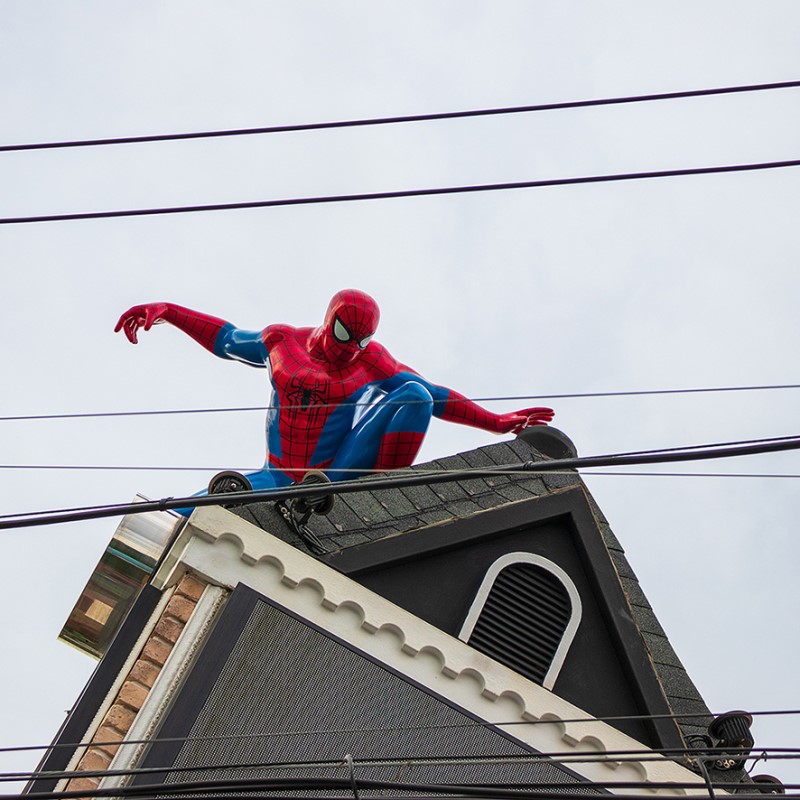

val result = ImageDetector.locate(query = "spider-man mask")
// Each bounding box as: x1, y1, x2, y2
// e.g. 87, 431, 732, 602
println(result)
316, 289, 380, 366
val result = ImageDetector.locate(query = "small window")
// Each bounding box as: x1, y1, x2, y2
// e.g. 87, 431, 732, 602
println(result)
459, 553, 581, 690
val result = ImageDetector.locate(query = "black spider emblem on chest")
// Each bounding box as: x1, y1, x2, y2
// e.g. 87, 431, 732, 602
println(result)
282, 376, 331, 424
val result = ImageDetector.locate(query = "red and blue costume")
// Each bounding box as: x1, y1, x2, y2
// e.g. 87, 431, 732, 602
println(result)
116, 290, 553, 495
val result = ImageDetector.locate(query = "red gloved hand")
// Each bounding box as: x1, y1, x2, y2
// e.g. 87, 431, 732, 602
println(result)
114, 303, 170, 344
496, 407, 554, 434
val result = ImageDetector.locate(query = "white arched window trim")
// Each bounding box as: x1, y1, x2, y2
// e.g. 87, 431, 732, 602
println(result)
458, 552, 582, 691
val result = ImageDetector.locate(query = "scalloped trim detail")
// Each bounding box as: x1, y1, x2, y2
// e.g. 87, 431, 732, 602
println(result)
163, 509, 705, 793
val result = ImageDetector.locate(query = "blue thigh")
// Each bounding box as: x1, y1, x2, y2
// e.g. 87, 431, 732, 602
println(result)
327, 381, 434, 481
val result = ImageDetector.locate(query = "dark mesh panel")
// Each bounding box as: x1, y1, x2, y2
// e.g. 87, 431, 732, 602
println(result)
468, 563, 572, 685
162, 597, 596, 795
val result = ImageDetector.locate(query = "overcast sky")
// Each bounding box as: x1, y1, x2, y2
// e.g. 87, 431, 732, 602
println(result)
1, 2, 799, 791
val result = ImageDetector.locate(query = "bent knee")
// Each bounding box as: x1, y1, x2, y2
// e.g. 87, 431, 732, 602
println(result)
397, 381, 434, 409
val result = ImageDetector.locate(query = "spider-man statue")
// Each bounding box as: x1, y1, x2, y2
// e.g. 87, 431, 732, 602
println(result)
116, 290, 553, 496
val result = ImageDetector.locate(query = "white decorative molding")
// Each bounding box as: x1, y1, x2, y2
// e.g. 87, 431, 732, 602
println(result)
152, 505, 713, 795
458, 552, 582, 690
99, 584, 229, 790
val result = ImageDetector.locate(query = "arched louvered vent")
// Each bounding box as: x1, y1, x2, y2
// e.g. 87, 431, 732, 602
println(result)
462, 557, 578, 688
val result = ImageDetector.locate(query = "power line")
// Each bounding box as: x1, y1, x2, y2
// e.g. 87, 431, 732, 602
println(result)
583, 471, 800, 479
14, 770, 800, 800
2, 79, 798, 154
0, 406, 266, 423
0, 465, 237, 472
3, 434, 800, 529
2, 158, 799, 226
6, 708, 797, 757
3, 382, 800, 423
17, 746, 800, 792
12, 764, 800, 796
580, 432, 800, 458
0, 433, 797, 522
3, 466, 800, 482
14, 760, 800, 792
3, 431, 800, 478
12, 750, 776, 783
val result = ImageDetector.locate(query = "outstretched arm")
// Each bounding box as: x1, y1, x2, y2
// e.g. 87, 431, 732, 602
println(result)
381, 369, 553, 434
115, 303, 268, 366
436, 387, 553, 434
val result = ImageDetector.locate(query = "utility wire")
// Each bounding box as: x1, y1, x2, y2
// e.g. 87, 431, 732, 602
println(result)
15, 765, 799, 793
582, 471, 800, 479
16, 739, 800, 796
27, 793, 794, 800
14, 772, 800, 800
6, 791, 608, 800
15, 755, 799, 791
0, 465, 238, 472
0, 758, 716, 786
2, 79, 799, 153
5, 431, 800, 475
4, 468, 800, 481
6, 708, 799, 757
3, 434, 800, 529
2, 159, 799, 226
15, 748, 800, 786
3, 382, 800, 422
0, 433, 797, 522
18, 749, 800, 788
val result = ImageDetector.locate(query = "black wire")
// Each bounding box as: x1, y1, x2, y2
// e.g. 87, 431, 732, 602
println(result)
0, 406, 266, 422
5, 708, 796, 758
0, 429, 795, 510
0, 465, 234, 472
63, 795, 798, 800
586, 431, 800, 458
11, 749, 800, 787
13, 772, 800, 800
3, 434, 800, 529
2, 159, 799, 226
3, 382, 800, 423
0, 772, 771, 800
582, 471, 800, 479
5, 467, 800, 482
4, 437, 800, 521
6, 794, 606, 800
694, 756, 717, 800
7, 431, 800, 476
2, 79, 798, 154
15, 760, 800, 793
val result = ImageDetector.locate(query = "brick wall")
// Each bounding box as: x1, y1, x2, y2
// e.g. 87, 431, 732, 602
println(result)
65, 573, 208, 793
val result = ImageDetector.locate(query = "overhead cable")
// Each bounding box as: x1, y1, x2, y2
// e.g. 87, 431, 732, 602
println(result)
15, 765, 800, 793
4, 382, 800, 423
5, 432, 800, 475
4, 465, 800, 481
7, 708, 797, 757
2, 158, 799, 226
3, 434, 800, 530
2, 79, 799, 154
14, 772, 800, 800
18, 752, 800, 788
12, 750, 780, 785
14, 748, 800, 787
0, 433, 797, 521
15, 758, 799, 793
582, 471, 800, 479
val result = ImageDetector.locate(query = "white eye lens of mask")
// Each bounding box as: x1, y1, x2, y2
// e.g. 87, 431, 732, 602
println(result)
358, 335, 373, 350
333, 316, 352, 343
